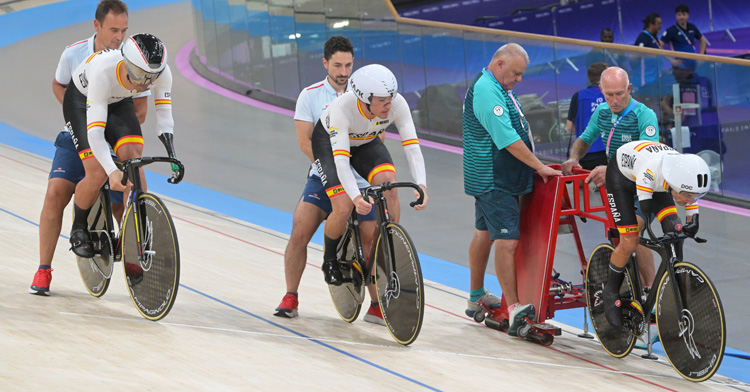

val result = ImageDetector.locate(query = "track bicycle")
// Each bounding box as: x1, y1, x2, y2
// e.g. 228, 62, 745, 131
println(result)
328, 182, 425, 346
75, 156, 184, 321
586, 222, 726, 382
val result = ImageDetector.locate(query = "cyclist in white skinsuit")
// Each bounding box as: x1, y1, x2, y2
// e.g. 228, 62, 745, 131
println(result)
602, 140, 708, 328
311, 64, 428, 285
29, 0, 148, 296
65, 33, 176, 259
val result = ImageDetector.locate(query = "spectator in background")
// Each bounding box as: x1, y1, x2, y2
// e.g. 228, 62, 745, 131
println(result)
566, 62, 609, 170
661, 4, 707, 70
586, 28, 623, 69
635, 13, 663, 49
632, 13, 663, 89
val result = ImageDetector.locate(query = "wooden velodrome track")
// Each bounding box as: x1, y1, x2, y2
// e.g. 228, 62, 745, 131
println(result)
1, 143, 747, 391
1, 1, 749, 390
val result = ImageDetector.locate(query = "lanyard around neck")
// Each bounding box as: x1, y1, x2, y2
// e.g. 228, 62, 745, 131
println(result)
676, 24, 691, 44
644, 30, 659, 46
508, 92, 535, 153
605, 98, 638, 156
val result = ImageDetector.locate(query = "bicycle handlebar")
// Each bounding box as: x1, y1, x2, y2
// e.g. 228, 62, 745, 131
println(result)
363, 182, 425, 207
641, 220, 707, 248
120, 157, 185, 186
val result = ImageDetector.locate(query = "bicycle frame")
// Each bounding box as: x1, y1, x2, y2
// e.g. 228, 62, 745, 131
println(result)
89, 157, 184, 262
341, 182, 425, 286
622, 223, 700, 331
120, 157, 184, 263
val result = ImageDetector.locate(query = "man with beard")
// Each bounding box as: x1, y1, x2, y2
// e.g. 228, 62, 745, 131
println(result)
274, 36, 384, 325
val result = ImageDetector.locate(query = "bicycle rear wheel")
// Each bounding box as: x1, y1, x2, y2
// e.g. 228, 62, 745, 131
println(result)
328, 225, 365, 322
656, 262, 725, 382
374, 222, 424, 345
75, 193, 114, 297
121, 193, 180, 321
585, 243, 637, 358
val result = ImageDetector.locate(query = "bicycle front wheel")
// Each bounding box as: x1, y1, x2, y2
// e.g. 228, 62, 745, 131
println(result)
585, 243, 637, 358
121, 193, 180, 321
374, 222, 424, 345
656, 262, 726, 382
75, 193, 114, 297
328, 225, 365, 322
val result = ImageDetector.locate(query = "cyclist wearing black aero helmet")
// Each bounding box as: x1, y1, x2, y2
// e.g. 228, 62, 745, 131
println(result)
65, 33, 177, 259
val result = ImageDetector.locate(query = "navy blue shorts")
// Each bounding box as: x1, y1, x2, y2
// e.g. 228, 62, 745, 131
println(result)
474, 190, 521, 240
49, 131, 124, 205
301, 174, 376, 221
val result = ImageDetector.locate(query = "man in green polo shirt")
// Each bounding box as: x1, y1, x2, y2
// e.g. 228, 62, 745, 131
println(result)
463, 43, 562, 337
562, 66, 660, 289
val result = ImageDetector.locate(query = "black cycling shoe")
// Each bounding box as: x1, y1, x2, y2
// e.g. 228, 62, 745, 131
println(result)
603, 290, 624, 329
70, 228, 95, 258
322, 259, 344, 286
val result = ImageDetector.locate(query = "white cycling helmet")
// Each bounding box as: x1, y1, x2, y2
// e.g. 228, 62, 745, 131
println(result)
121, 33, 167, 85
349, 64, 398, 104
662, 153, 711, 198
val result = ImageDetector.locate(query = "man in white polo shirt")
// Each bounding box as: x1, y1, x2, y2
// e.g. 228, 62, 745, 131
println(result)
274, 36, 384, 325
30, 0, 150, 296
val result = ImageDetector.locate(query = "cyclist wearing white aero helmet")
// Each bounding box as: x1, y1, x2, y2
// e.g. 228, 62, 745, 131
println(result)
311, 64, 428, 285
65, 33, 177, 258
602, 140, 710, 328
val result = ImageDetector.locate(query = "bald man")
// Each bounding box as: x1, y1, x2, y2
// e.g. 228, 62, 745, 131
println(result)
562, 66, 659, 289
463, 43, 562, 337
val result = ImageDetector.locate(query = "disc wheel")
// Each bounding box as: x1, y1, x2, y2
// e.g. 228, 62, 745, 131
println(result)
75, 193, 113, 297
374, 223, 424, 345
656, 262, 726, 382
328, 226, 365, 322
586, 243, 637, 358
121, 193, 180, 321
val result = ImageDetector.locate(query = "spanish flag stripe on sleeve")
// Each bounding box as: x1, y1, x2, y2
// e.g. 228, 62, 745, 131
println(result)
367, 163, 395, 184
113, 136, 144, 155
617, 225, 640, 235
155, 99, 172, 105
325, 185, 345, 198
634, 141, 659, 151
78, 149, 94, 161
657, 206, 678, 222
332, 150, 350, 158
87, 122, 106, 130
685, 205, 699, 210
636, 185, 653, 193
402, 138, 419, 146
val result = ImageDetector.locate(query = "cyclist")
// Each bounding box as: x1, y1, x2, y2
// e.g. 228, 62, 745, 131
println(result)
30, 0, 147, 296
311, 64, 428, 285
66, 33, 177, 261
274, 36, 384, 324
602, 140, 708, 328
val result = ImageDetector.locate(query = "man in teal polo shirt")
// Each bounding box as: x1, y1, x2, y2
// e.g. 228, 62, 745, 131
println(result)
463, 43, 562, 337
563, 66, 660, 288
